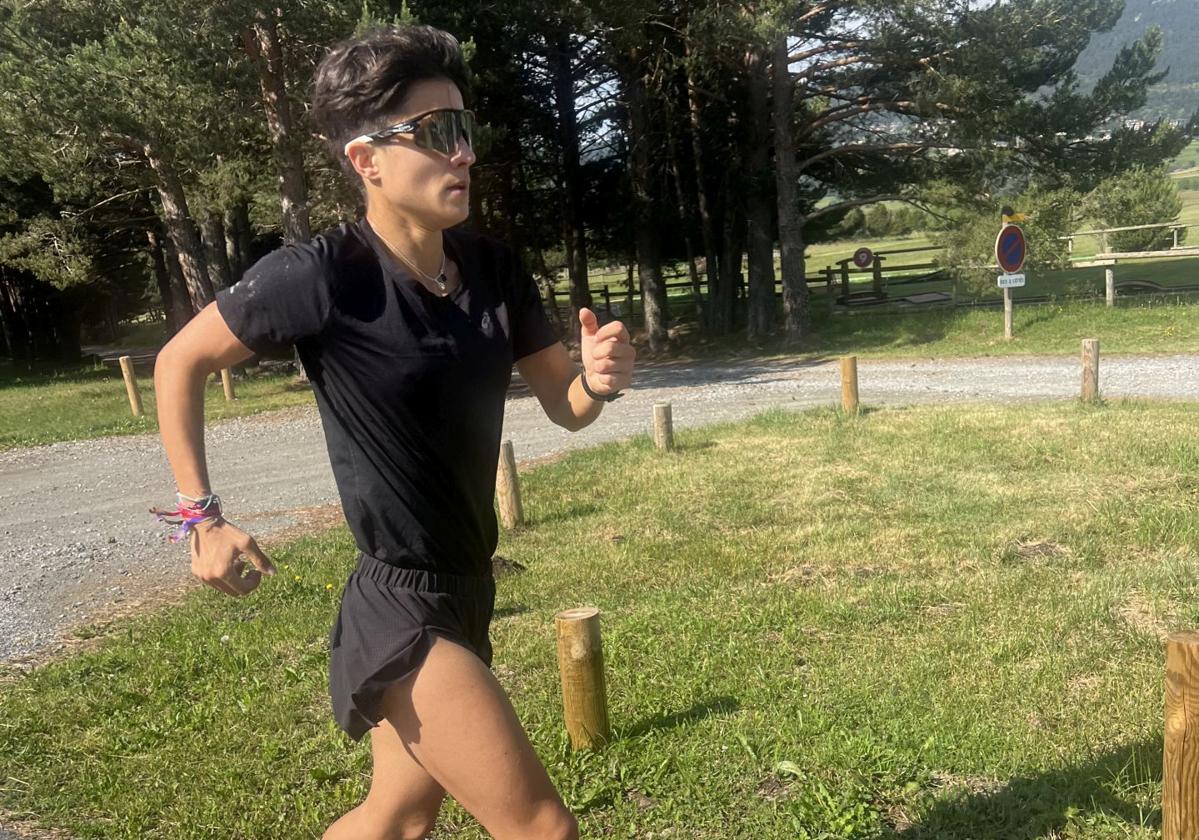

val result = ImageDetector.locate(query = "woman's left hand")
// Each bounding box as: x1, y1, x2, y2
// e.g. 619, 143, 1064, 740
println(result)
579, 308, 635, 396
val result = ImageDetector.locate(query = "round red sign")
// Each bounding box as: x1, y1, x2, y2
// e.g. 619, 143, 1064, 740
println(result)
853, 247, 873, 269
995, 225, 1026, 274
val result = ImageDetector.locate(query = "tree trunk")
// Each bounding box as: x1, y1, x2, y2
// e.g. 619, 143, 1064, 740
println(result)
625, 229, 636, 317
685, 43, 721, 333
201, 210, 234, 292
772, 35, 810, 342
161, 234, 196, 324
552, 34, 591, 345
245, 10, 310, 379
244, 12, 310, 244
718, 192, 745, 334
226, 199, 253, 282
624, 51, 668, 352
745, 45, 777, 340
145, 143, 214, 310
667, 108, 704, 324
0, 271, 18, 361
146, 226, 181, 335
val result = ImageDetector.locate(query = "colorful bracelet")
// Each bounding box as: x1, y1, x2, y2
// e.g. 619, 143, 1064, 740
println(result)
150, 492, 224, 544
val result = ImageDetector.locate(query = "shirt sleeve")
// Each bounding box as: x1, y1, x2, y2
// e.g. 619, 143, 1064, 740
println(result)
214, 240, 333, 359
507, 248, 561, 362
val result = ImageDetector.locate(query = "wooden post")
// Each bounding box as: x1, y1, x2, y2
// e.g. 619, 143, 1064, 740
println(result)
602, 285, 612, 319
871, 255, 884, 296
1003, 288, 1013, 340
840, 356, 859, 414
1101, 231, 1109, 254
220, 368, 236, 401
653, 402, 674, 452
1163, 631, 1199, 840
118, 355, 143, 417
1174, 228, 1181, 250
840, 261, 850, 301
1105, 268, 1116, 308
496, 440, 524, 529
1081, 338, 1100, 403
555, 607, 610, 750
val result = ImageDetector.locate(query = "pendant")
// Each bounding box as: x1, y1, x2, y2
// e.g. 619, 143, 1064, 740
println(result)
434, 273, 448, 294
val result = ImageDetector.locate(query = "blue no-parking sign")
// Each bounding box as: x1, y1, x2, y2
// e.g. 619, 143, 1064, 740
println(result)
995, 224, 1027, 274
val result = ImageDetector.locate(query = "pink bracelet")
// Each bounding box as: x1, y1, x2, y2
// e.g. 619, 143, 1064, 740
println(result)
150, 492, 223, 544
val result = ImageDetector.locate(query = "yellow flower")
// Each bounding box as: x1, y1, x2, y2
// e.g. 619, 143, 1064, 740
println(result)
325, 583, 333, 590
294, 575, 301, 582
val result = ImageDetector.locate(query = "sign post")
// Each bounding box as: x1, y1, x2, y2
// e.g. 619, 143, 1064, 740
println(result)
995, 224, 1027, 340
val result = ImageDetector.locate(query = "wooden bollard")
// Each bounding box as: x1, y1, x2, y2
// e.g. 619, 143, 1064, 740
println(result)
1105, 268, 1116, 308
555, 607, 610, 750
653, 402, 674, 451
1081, 338, 1100, 403
220, 368, 236, 401
1163, 631, 1199, 839
496, 440, 524, 529
118, 355, 142, 417
840, 356, 859, 414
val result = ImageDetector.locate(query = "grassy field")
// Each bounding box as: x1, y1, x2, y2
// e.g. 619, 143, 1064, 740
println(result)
1169, 139, 1199, 176
787, 297, 1199, 359
2, 400, 1196, 838
0, 360, 317, 450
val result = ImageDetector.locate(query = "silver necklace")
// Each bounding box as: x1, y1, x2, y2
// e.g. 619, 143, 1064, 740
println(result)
370, 223, 449, 295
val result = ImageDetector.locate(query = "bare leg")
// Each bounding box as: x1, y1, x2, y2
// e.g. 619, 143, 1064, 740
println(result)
379, 634, 578, 840
322, 682, 447, 840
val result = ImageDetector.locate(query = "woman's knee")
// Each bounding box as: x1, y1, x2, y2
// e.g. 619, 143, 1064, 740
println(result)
386, 818, 439, 840
507, 803, 578, 840
549, 809, 580, 840
321, 801, 440, 840
365, 794, 442, 840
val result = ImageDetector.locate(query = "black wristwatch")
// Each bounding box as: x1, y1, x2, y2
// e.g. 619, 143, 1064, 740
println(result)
579, 372, 623, 402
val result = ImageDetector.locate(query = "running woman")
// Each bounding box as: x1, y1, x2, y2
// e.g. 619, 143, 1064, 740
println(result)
152, 24, 635, 840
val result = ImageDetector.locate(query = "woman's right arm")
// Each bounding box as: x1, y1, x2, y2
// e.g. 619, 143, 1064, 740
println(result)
153, 301, 277, 597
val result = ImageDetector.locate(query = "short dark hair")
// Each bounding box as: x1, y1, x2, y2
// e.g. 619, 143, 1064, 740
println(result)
311, 24, 472, 185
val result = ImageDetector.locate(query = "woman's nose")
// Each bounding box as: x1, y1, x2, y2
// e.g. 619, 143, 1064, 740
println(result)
451, 136, 476, 166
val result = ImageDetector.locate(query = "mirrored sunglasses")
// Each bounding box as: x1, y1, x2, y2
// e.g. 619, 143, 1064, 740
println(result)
343, 108, 477, 157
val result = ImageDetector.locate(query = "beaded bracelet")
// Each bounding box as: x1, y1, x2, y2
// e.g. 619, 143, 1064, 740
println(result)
150, 491, 224, 544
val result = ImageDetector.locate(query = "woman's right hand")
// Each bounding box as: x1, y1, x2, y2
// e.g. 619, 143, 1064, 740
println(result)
188, 517, 276, 596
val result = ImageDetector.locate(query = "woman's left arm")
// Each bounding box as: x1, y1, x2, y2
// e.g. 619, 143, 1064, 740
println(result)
515, 308, 635, 432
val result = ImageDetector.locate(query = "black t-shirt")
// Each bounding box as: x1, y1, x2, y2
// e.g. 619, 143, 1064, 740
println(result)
214, 218, 559, 576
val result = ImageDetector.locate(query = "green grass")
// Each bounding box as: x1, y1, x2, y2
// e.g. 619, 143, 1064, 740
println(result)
795, 297, 1199, 358
2, 400, 1195, 838
1168, 139, 1199, 176
636, 291, 1199, 361
0, 360, 318, 450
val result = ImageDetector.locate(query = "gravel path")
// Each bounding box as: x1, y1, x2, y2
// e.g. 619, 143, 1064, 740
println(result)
1, 352, 1198, 838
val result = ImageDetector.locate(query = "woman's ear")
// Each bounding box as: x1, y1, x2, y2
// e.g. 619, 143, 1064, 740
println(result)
345, 143, 379, 180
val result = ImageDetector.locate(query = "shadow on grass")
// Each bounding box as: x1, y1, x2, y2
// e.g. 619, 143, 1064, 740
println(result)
617, 695, 741, 741
878, 739, 1161, 840
529, 502, 602, 527
0, 359, 113, 390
